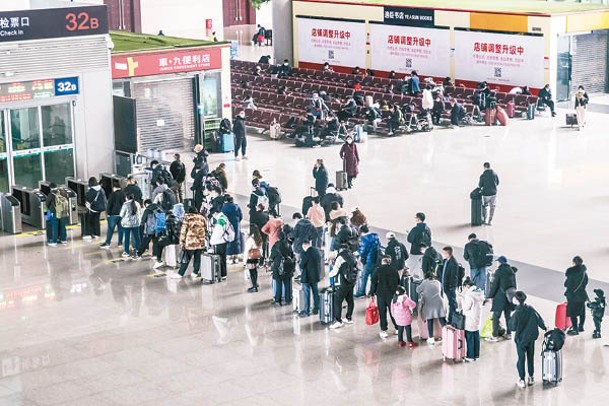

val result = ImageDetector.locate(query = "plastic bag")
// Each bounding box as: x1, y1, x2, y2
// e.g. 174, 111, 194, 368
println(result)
480, 317, 494, 338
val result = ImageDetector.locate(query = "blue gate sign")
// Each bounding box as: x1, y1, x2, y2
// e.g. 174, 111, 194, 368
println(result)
54, 77, 79, 96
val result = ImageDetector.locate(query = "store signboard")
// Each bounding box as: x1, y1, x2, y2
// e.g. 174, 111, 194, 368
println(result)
454, 31, 545, 87
0, 77, 79, 103
0, 6, 108, 43
370, 24, 449, 77
297, 17, 366, 68
111, 47, 223, 79
383, 7, 435, 27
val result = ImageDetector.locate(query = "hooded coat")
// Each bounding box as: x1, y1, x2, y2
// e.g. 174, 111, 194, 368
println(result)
339, 141, 360, 177
221, 202, 243, 255
461, 287, 485, 331
391, 294, 417, 327
564, 264, 589, 317
488, 263, 516, 312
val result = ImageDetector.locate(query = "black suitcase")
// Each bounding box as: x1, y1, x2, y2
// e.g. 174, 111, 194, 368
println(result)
401, 275, 422, 313
526, 103, 535, 120
566, 113, 577, 127
470, 188, 484, 226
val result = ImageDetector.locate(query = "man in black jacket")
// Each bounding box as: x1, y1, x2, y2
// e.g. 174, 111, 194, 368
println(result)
440, 246, 460, 324
371, 255, 400, 338
313, 159, 329, 197
329, 245, 358, 329
538, 84, 556, 117
479, 162, 500, 225
509, 291, 547, 388
233, 111, 247, 160
406, 212, 432, 279
100, 183, 126, 249
385, 232, 408, 273
124, 176, 143, 205
487, 256, 516, 341
463, 233, 493, 290
169, 153, 186, 203
420, 242, 441, 278
299, 240, 322, 317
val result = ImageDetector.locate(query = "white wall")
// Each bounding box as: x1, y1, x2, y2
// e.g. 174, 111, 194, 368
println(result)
256, 1, 273, 29
140, 0, 223, 40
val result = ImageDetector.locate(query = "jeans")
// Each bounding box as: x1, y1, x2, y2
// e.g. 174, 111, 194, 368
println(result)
427, 317, 447, 338
356, 262, 374, 296
138, 233, 155, 256
378, 295, 398, 331
104, 215, 124, 246
274, 277, 293, 304
334, 283, 355, 323
174, 182, 184, 203
398, 325, 413, 343
234, 136, 247, 157
493, 309, 512, 337
123, 227, 141, 255
470, 267, 487, 291
482, 195, 497, 224
445, 288, 458, 324
179, 249, 202, 276
516, 341, 535, 380
46, 214, 61, 243
541, 98, 555, 113
302, 282, 320, 315
465, 330, 480, 359
84, 211, 101, 237
312, 227, 324, 249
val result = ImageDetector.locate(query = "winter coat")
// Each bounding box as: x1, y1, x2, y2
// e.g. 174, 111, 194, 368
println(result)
510, 304, 547, 345
313, 165, 329, 194
292, 218, 317, 255
213, 168, 228, 191
244, 236, 262, 260
119, 200, 141, 228
307, 204, 326, 228
124, 184, 143, 205
335, 223, 358, 249
250, 210, 270, 235
406, 223, 432, 255
249, 187, 266, 214
339, 142, 360, 177
210, 213, 233, 246
169, 160, 186, 183
391, 294, 417, 327
370, 264, 400, 299
261, 217, 284, 250
179, 213, 207, 250
421, 246, 441, 277
85, 186, 107, 213
440, 256, 460, 291
270, 239, 295, 279
233, 116, 246, 138
321, 190, 344, 221
488, 263, 516, 312
416, 278, 446, 320
564, 264, 589, 317
358, 232, 380, 266
461, 287, 485, 331
350, 209, 367, 228
300, 246, 322, 284
386, 239, 408, 271
221, 202, 243, 255
478, 169, 499, 196
140, 203, 161, 236
106, 190, 126, 216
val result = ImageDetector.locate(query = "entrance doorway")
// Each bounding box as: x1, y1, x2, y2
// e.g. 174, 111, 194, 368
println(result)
223, 0, 256, 27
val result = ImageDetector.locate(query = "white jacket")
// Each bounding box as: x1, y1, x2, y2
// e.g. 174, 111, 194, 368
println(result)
244, 236, 260, 258
422, 89, 434, 110
460, 287, 485, 332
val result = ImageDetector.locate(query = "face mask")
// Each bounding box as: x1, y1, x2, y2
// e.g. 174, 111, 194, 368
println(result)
347, 139, 353, 144
239, 114, 245, 119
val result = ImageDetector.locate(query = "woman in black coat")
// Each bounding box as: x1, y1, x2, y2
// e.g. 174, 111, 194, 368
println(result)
564, 256, 589, 335
270, 229, 295, 306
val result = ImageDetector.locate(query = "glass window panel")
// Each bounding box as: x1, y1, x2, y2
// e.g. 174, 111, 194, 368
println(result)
201, 71, 222, 118
13, 153, 42, 189
42, 103, 72, 147
0, 113, 8, 192
44, 149, 74, 185
11, 108, 40, 150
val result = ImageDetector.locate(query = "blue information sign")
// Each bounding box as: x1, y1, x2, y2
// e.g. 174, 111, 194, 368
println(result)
54, 77, 79, 96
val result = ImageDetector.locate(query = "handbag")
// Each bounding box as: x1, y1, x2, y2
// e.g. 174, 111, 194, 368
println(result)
451, 312, 466, 330
365, 298, 379, 326
248, 247, 262, 260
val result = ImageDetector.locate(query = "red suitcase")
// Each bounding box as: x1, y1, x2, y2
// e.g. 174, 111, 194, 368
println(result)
496, 106, 509, 126
484, 108, 496, 126
506, 101, 516, 118
555, 302, 572, 330
442, 325, 466, 363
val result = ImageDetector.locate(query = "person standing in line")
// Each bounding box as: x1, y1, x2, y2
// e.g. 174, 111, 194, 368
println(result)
119, 194, 142, 259
137, 199, 157, 259
391, 286, 418, 348
249, 203, 269, 265
291, 212, 316, 269
261, 212, 284, 252
124, 176, 143, 205
299, 240, 322, 317
486, 256, 516, 342
439, 246, 460, 324
509, 291, 547, 388
173, 206, 207, 279
463, 233, 493, 290
461, 277, 485, 361
574, 87, 589, 131
370, 255, 401, 339
406, 212, 432, 279
100, 182, 126, 249
271, 227, 295, 306
479, 162, 500, 225
416, 271, 447, 345
329, 245, 358, 329
356, 225, 380, 298
45, 183, 69, 246
84, 177, 107, 240
244, 227, 264, 292
339, 135, 360, 189
209, 210, 233, 281
564, 255, 589, 335
233, 111, 248, 160
306, 197, 326, 250
420, 242, 441, 278
313, 159, 329, 197
221, 195, 244, 263
385, 232, 408, 274
169, 153, 186, 203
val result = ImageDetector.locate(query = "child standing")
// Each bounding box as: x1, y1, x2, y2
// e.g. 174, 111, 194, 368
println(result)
461, 277, 485, 362
587, 289, 606, 339
391, 286, 418, 348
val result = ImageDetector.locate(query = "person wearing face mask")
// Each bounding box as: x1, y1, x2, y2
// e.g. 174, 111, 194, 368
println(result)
233, 111, 247, 160
278, 59, 292, 77
339, 135, 360, 189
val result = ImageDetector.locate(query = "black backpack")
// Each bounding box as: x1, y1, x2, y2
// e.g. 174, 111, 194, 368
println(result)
278, 254, 295, 277
544, 328, 565, 352
475, 240, 494, 267
161, 189, 177, 211
161, 167, 176, 188
340, 252, 358, 284
267, 186, 281, 206
457, 263, 466, 287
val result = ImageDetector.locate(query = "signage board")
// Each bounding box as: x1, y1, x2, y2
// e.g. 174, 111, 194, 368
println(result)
383, 7, 435, 27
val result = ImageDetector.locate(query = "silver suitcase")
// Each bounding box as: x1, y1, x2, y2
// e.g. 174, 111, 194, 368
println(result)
293, 281, 306, 313
319, 287, 335, 324
201, 253, 221, 284
542, 350, 563, 385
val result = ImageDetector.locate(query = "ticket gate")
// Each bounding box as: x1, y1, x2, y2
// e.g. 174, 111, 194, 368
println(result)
11, 185, 47, 229
99, 173, 127, 199
0, 193, 22, 234
39, 181, 79, 225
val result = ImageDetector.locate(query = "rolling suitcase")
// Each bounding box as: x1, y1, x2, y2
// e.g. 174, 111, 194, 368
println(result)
496, 106, 508, 126
555, 302, 572, 330
506, 100, 516, 118
163, 244, 177, 268
222, 132, 235, 152
484, 108, 496, 126
335, 171, 348, 191
201, 253, 222, 283
470, 188, 483, 226
566, 113, 578, 127
293, 281, 306, 313
269, 122, 281, 139
400, 275, 421, 312
484, 269, 494, 298
442, 325, 466, 363
353, 268, 364, 296
542, 349, 563, 385
319, 287, 335, 324
526, 103, 535, 120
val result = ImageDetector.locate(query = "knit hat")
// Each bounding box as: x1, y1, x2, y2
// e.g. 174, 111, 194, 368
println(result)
386, 232, 396, 239
496, 256, 508, 264
594, 289, 605, 298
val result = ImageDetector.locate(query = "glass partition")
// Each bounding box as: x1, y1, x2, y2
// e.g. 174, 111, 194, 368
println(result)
0, 113, 8, 192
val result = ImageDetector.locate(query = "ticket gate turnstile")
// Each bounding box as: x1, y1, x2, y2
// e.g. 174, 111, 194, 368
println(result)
11, 185, 46, 229
0, 193, 22, 234
39, 181, 79, 225
99, 173, 127, 199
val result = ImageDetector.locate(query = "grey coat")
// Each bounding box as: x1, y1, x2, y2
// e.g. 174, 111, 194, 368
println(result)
416, 278, 447, 320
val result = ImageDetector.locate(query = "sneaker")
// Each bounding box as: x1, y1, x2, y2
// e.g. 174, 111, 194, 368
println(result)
505, 333, 513, 340
60, 241, 68, 245
312, 309, 319, 315
132, 255, 142, 261
427, 338, 435, 345
100, 243, 110, 249
242, 155, 248, 160
329, 321, 344, 329
394, 330, 399, 335
344, 318, 354, 325
247, 287, 258, 293
517, 379, 526, 389
407, 341, 419, 349
379, 331, 389, 339
485, 336, 499, 342
527, 377, 534, 386
47, 242, 57, 247
567, 328, 579, 336
298, 311, 310, 318
578, 326, 585, 333
465, 358, 474, 362
398, 341, 406, 348
190, 272, 201, 278
92, 235, 100, 240
121, 252, 131, 258
153, 261, 165, 269
82, 235, 92, 240
169, 272, 183, 279
235, 156, 241, 161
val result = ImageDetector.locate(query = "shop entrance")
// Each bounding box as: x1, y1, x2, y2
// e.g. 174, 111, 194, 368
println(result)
0, 102, 75, 192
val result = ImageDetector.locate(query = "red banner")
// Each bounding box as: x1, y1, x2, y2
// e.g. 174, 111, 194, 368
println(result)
111, 47, 223, 79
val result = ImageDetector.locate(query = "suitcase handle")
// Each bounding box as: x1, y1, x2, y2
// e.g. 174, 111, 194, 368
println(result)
458, 339, 463, 350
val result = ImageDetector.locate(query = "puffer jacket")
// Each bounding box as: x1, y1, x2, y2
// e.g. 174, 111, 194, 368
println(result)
461, 287, 485, 331
180, 213, 207, 250
358, 232, 380, 265
119, 200, 141, 228
391, 294, 417, 327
